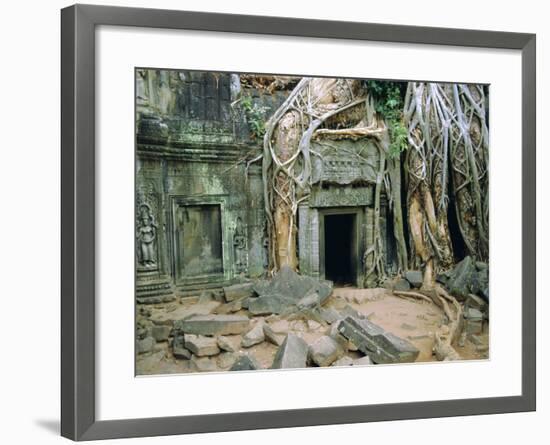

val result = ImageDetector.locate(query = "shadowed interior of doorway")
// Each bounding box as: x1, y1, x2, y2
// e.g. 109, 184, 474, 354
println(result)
324, 213, 356, 285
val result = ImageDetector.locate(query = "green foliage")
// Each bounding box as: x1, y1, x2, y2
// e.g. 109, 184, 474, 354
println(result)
240, 95, 269, 140
366, 80, 408, 158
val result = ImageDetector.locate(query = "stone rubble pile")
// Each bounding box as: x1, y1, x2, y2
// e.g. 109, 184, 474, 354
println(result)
136, 267, 426, 373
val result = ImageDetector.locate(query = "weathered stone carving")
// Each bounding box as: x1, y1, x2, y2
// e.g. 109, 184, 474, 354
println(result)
233, 216, 247, 274
136, 203, 158, 268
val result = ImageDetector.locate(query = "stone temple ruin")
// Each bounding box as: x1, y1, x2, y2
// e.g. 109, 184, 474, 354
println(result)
135, 69, 489, 374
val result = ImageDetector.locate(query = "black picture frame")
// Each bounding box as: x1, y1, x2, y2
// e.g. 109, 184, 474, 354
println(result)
61, 4, 536, 441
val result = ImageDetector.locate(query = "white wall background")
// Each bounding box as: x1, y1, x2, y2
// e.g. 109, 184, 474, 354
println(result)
0, 0, 547, 443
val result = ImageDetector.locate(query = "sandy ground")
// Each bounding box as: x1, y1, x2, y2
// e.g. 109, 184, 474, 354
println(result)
137, 287, 489, 375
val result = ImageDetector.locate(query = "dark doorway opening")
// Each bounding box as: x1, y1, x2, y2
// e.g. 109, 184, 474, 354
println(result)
324, 213, 356, 285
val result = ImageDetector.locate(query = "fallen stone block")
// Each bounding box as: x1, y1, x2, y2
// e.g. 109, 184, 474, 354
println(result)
465, 294, 488, 315
309, 336, 344, 367
255, 266, 333, 308
353, 355, 373, 366
150, 301, 220, 326
297, 292, 320, 309
229, 354, 261, 371
317, 307, 340, 325
271, 334, 309, 369
217, 352, 238, 369
263, 324, 284, 346
172, 334, 191, 359
446, 256, 475, 297
176, 314, 250, 336
213, 298, 244, 314
307, 319, 322, 331
464, 307, 483, 320
340, 305, 367, 320
465, 319, 483, 335
190, 355, 217, 373
151, 325, 171, 342
184, 334, 220, 357
469, 334, 484, 346
393, 278, 411, 292
248, 295, 295, 315
223, 283, 255, 302
332, 356, 353, 367
217, 335, 240, 353
268, 319, 291, 334
173, 345, 191, 360
242, 322, 265, 348
338, 316, 419, 364
404, 270, 423, 288
137, 337, 155, 354
327, 321, 348, 349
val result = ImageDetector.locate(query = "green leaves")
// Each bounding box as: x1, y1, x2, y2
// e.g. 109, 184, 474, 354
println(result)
365, 80, 408, 158
240, 94, 268, 140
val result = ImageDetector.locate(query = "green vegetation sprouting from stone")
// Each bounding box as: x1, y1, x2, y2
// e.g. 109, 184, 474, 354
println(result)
365, 80, 408, 159
240, 95, 269, 140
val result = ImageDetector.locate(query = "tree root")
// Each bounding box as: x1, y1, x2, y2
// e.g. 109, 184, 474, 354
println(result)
393, 285, 463, 361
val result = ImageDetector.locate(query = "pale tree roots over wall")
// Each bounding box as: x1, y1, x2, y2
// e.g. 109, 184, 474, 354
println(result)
259, 78, 489, 361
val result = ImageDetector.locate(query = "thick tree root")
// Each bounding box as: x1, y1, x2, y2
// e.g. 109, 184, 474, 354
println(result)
394, 285, 463, 361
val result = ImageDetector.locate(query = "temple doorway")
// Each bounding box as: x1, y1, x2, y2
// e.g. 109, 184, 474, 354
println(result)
323, 213, 357, 285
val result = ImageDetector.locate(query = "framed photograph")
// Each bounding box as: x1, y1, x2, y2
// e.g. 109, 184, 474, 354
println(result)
61, 4, 536, 441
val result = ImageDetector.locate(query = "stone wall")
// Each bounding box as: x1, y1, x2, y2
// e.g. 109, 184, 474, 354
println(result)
136, 69, 282, 300
135, 69, 396, 300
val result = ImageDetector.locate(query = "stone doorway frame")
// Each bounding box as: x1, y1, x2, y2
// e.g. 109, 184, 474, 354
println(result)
169, 194, 233, 289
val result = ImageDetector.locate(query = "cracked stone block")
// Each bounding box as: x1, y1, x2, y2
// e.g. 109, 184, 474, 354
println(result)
271, 334, 309, 369
223, 283, 255, 302
242, 322, 265, 348
184, 334, 220, 356
309, 335, 344, 367
338, 316, 419, 364
229, 354, 261, 371
176, 314, 250, 336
